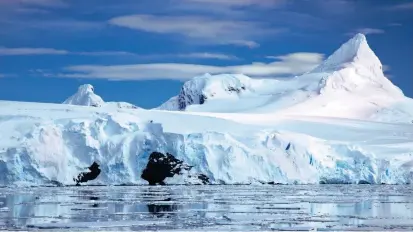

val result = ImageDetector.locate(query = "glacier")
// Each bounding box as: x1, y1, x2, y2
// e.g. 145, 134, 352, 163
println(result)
1, 33, 413, 186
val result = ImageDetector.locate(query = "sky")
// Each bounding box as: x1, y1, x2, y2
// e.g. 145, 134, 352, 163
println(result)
0, 0, 412, 109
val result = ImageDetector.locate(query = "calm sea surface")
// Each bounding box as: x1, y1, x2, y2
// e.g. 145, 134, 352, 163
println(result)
1, 185, 413, 231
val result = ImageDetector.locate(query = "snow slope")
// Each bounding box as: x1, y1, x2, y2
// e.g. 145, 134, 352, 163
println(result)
1, 33, 413, 186
63, 84, 140, 110
158, 34, 412, 124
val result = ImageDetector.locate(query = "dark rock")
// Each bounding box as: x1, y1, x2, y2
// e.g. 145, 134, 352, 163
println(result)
319, 178, 351, 184
267, 181, 282, 185
199, 94, 207, 105
141, 152, 209, 185
197, 174, 210, 184
49, 180, 63, 187
227, 86, 241, 93
358, 180, 371, 184
73, 162, 101, 186
285, 143, 291, 151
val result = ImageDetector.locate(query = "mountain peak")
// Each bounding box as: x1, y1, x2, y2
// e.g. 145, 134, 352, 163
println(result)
157, 74, 252, 110
63, 84, 105, 107
312, 33, 383, 75
78, 84, 95, 94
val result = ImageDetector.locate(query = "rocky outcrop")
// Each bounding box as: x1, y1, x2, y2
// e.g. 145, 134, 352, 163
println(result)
141, 152, 210, 185
73, 162, 101, 186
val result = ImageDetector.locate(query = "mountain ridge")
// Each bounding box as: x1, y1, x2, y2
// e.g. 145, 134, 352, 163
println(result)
155, 33, 411, 124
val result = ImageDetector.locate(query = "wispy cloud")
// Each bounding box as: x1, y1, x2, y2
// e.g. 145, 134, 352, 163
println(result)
0, 47, 68, 55
49, 52, 324, 81
0, 0, 67, 17
108, 14, 280, 48
387, 23, 402, 27
0, 47, 134, 56
176, 53, 239, 60
313, 0, 356, 15
0, 47, 239, 60
0, 0, 68, 8
181, 0, 283, 8
221, 40, 260, 48
172, 0, 286, 17
18, 0, 68, 8
389, 2, 413, 10
346, 28, 385, 36
75, 51, 136, 56
15, 8, 50, 14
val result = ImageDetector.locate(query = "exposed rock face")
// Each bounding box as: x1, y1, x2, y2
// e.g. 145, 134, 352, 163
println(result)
73, 162, 101, 185
157, 74, 250, 111
141, 152, 210, 185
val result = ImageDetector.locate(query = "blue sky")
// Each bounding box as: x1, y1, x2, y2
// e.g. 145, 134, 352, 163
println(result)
0, 0, 412, 109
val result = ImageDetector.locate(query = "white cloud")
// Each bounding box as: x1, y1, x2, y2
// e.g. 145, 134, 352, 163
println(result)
0, 47, 139, 56
75, 51, 136, 56
55, 52, 324, 81
108, 14, 277, 47
0, 47, 68, 55
0, 47, 238, 60
0, 0, 67, 8
356, 28, 385, 35
176, 53, 239, 60
222, 40, 260, 48
346, 28, 385, 36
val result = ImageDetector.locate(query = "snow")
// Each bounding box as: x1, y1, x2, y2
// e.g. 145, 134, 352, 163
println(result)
1, 33, 413, 186
63, 84, 140, 109
157, 34, 410, 124
63, 84, 104, 107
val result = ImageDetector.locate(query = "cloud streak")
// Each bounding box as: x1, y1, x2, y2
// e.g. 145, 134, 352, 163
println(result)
0, 47, 239, 60
0, 47, 68, 55
108, 14, 280, 48
51, 52, 324, 81
389, 2, 413, 10
176, 53, 239, 60
0, 0, 68, 8
346, 28, 385, 36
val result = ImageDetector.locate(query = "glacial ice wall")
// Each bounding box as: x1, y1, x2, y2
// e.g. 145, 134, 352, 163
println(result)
1, 102, 412, 186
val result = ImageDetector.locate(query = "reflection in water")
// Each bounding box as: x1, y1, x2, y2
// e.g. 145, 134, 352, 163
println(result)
0, 185, 413, 231
147, 197, 178, 218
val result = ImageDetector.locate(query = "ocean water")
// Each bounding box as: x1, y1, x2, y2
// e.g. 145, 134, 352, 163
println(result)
1, 185, 413, 231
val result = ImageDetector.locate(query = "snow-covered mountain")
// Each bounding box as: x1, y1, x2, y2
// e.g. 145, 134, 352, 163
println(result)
63, 84, 104, 107
63, 84, 140, 109
1, 33, 413, 186
158, 33, 412, 124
